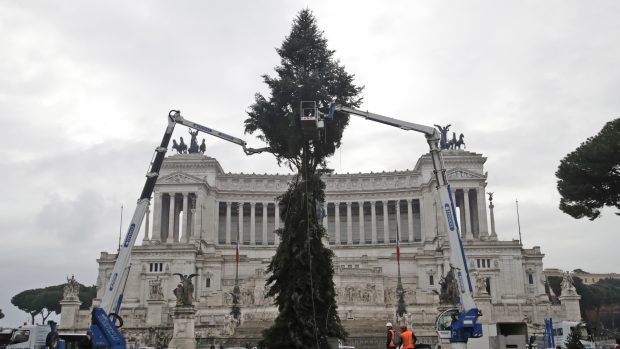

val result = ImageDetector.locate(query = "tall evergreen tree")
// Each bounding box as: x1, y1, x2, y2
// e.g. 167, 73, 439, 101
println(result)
245, 9, 363, 349
556, 118, 620, 220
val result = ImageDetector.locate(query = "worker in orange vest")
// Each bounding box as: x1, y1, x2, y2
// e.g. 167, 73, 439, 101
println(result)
386, 322, 396, 348
399, 324, 417, 349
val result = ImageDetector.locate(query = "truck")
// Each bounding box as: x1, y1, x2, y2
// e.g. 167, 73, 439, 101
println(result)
5, 325, 50, 349
301, 101, 483, 348
552, 321, 595, 349
90, 110, 268, 349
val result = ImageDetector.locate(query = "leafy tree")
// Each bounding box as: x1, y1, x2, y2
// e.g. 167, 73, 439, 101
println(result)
0, 308, 4, 319
597, 278, 620, 288
11, 283, 96, 324
244, 9, 363, 349
556, 118, 620, 220
11, 288, 48, 324
548, 275, 620, 331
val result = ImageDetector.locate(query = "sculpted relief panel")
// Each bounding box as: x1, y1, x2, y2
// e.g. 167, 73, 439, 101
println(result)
335, 284, 379, 304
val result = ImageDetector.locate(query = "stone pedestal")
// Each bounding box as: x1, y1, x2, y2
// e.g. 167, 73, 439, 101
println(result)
474, 294, 493, 323
167, 306, 197, 349
59, 298, 81, 330
560, 293, 582, 321
146, 300, 166, 326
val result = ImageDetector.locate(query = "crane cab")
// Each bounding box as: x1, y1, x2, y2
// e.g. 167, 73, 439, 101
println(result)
436, 308, 460, 340
300, 101, 324, 137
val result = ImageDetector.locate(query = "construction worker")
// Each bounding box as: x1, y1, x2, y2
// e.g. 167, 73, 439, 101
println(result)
386, 322, 396, 348
399, 324, 417, 349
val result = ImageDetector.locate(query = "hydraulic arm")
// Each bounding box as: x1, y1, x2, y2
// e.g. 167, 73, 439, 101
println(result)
91, 110, 269, 349
327, 104, 481, 346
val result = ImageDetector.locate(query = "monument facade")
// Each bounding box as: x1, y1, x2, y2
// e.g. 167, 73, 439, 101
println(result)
61, 150, 580, 347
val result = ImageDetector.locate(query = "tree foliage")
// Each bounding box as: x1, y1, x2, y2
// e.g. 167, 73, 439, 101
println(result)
0, 308, 4, 319
549, 275, 620, 331
245, 9, 363, 349
245, 9, 363, 174
11, 283, 96, 324
565, 323, 585, 349
556, 118, 620, 220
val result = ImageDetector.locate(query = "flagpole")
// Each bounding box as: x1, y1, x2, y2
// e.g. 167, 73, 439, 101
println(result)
395, 222, 406, 322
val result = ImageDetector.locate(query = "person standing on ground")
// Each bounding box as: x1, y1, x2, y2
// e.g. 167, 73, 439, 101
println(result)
386, 322, 396, 348
398, 324, 416, 349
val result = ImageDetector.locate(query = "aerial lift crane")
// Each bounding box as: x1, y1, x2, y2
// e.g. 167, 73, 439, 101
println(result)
90, 110, 269, 349
301, 102, 482, 348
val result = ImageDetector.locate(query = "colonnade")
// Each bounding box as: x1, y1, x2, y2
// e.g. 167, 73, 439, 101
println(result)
146, 191, 203, 244
144, 187, 489, 246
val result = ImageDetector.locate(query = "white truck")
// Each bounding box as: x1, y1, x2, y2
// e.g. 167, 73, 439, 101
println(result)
5, 325, 50, 349
553, 321, 595, 349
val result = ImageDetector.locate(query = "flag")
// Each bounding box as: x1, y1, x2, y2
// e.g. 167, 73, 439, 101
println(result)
396, 224, 401, 262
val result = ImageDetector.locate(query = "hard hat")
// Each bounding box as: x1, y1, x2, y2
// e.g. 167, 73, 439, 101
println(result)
386, 322, 393, 327
400, 324, 407, 330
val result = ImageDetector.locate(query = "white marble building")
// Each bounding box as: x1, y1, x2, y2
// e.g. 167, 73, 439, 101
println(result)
60, 150, 580, 345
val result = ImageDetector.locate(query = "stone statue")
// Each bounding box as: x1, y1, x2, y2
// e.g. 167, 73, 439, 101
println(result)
149, 277, 164, 300
455, 133, 466, 149
561, 271, 577, 295
472, 271, 488, 296
172, 273, 198, 306
449, 132, 458, 149
433, 124, 451, 150
438, 269, 458, 305
488, 192, 494, 202
188, 130, 200, 154
172, 138, 187, 154
199, 139, 206, 154
63, 274, 80, 300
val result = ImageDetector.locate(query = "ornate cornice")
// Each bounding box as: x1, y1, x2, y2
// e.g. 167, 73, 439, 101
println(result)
158, 172, 205, 185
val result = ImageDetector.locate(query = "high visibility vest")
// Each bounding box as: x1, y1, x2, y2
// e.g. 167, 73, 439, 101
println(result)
401, 330, 415, 349
388, 329, 396, 347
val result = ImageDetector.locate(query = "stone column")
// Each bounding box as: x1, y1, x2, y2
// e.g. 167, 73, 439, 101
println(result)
383, 200, 389, 243
225, 202, 232, 244
323, 202, 328, 229
143, 204, 151, 243
477, 189, 489, 239
419, 197, 428, 242
250, 202, 256, 245
346, 202, 353, 244
238, 203, 244, 244
167, 193, 176, 243
371, 201, 377, 244
395, 199, 402, 240
407, 199, 414, 242
181, 193, 189, 243
262, 202, 268, 245
152, 193, 162, 242
335, 202, 341, 245
464, 190, 473, 240
358, 201, 365, 244
489, 196, 498, 240
190, 208, 196, 243
274, 201, 280, 244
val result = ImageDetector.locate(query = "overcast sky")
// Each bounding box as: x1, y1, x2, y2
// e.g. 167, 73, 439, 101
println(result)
1, 1, 619, 326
